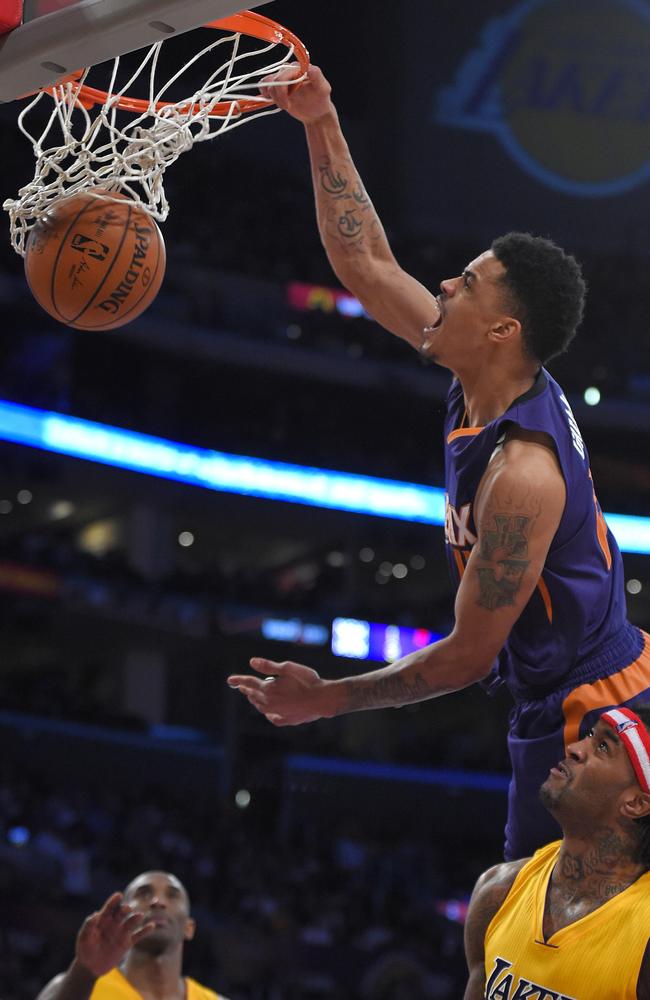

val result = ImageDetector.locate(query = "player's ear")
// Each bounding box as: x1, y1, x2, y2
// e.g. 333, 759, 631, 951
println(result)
489, 316, 521, 344
620, 789, 650, 821
184, 917, 196, 942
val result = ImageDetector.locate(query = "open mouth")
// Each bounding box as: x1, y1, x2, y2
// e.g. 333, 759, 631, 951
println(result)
552, 761, 571, 779
424, 296, 444, 333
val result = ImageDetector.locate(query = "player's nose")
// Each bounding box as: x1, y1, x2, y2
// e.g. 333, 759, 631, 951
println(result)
566, 740, 587, 762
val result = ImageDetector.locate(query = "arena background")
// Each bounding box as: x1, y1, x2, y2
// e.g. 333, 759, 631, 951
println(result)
1, 1, 649, 997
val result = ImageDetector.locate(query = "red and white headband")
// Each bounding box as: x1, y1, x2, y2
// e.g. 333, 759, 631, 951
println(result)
601, 707, 650, 793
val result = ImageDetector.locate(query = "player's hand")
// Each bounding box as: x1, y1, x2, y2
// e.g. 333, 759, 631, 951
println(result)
259, 64, 335, 125
227, 658, 334, 725
75, 893, 155, 977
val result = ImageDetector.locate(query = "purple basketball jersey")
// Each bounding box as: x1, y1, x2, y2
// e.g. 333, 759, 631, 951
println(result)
443, 369, 632, 700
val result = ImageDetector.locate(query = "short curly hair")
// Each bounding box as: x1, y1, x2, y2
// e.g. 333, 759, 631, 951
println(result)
491, 232, 587, 365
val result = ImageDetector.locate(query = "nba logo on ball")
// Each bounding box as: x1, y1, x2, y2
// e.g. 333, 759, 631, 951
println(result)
24, 191, 166, 331
436, 0, 650, 196
70, 234, 110, 261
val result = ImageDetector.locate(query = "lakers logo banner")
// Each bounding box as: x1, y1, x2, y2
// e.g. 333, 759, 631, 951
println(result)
437, 0, 650, 196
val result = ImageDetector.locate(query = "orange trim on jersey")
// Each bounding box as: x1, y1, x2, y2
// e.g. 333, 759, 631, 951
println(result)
561, 632, 650, 747
589, 470, 612, 571
453, 548, 465, 579
536, 576, 553, 624
447, 426, 484, 444
594, 505, 612, 571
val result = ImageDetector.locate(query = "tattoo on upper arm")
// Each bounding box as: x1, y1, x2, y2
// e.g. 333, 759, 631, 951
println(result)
480, 515, 529, 560
318, 156, 382, 258
476, 556, 529, 610
475, 488, 540, 612
344, 671, 433, 711
464, 872, 519, 975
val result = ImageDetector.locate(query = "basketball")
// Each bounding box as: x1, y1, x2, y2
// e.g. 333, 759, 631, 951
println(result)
24, 190, 166, 331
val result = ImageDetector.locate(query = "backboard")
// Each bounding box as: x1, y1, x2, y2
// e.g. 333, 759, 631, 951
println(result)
0, 0, 272, 102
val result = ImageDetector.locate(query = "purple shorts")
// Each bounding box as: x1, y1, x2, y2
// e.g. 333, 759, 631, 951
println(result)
504, 625, 650, 860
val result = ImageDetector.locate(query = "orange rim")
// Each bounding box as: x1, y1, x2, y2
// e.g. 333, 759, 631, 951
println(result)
46, 10, 309, 115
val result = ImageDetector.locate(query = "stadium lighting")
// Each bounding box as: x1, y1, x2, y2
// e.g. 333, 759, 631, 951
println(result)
0, 398, 649, 554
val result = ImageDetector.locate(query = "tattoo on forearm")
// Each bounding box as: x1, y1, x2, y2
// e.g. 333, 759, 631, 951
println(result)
337, 208, 364, 239
344, 671, 433, 711
475, 487, 541, 612
319, 161, 348, 197
317, 156, 384, 258
351, 182, 369, 206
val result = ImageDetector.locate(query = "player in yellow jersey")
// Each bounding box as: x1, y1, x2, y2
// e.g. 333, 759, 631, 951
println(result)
463, 704, 650, 999
36, 871, 229, 1000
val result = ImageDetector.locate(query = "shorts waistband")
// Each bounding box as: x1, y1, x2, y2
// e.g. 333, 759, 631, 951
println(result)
512, 623, 646, 703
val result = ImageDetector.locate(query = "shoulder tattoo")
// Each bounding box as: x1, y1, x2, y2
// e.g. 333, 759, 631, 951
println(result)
475, 485, 541, 612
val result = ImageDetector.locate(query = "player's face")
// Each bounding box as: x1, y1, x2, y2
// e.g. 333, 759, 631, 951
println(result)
422, 250, 514, 370
539, 721, 639, 822
123, 871, 195, 953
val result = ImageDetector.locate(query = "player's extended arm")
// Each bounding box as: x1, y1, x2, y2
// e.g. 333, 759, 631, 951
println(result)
262, 65, 440, 349
35, 894, 154, 1000
463, 859, 528, 1000
228, 438, 566, 724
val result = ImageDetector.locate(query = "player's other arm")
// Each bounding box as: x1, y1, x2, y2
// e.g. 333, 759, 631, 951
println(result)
36, 968, 95, 1000
463, 860, 528, 1000
263, 65, 439, 350
35, 893, 154, 1000
229, 439, 566, 723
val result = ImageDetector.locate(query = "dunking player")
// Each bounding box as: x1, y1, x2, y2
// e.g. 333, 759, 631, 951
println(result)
464, 704, 650, 999
37, 871, 228, 1000
227, 66, 650, 860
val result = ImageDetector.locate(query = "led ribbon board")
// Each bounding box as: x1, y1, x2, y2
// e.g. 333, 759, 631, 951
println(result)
332, 617, 444, 662
0, 399, 648, 553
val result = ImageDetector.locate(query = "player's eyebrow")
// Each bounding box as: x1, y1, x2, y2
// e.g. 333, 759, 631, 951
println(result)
595, 724, 620, 747
132, 882, 153, 894
131, 881, 182, 897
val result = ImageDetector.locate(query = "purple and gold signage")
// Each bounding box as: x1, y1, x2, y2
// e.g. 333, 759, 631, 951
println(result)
437, 0, 650, 196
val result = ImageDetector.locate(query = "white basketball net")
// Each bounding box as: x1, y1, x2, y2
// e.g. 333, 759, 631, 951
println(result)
3, 27, 305, 256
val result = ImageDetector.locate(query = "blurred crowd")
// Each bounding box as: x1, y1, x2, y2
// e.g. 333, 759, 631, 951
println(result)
0, 746, 480, 1000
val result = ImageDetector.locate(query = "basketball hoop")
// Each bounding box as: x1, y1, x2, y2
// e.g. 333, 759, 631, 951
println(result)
3, 10, 309, 256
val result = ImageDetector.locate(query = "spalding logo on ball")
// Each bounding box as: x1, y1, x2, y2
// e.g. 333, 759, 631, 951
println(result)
25, 191, 166, 331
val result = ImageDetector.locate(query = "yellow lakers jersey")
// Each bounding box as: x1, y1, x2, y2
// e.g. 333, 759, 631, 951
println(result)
90, 967, 221, 1000
484, 840, 650, 999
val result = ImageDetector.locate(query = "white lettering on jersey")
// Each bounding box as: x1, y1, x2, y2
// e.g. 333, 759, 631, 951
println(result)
485, 956, 577, 1000
558, 393, 585, 460
444, 495, 477, 548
